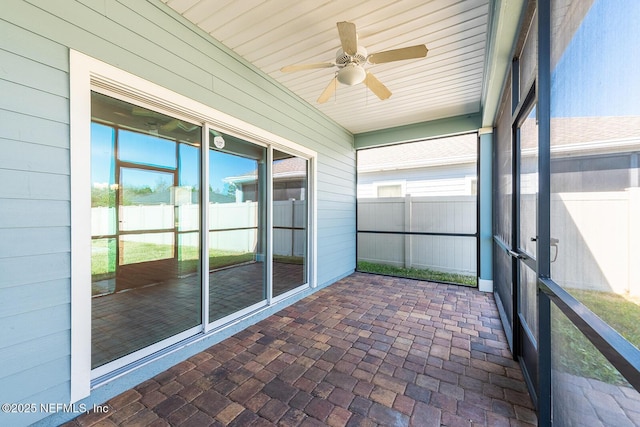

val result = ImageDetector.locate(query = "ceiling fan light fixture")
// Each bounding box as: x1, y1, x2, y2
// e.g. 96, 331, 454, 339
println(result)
337, 63, 366, 86
281, 21, 429, 102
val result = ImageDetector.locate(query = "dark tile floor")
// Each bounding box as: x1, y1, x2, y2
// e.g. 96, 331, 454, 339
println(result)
67, 273, 537, 426
92, 262, 305, 367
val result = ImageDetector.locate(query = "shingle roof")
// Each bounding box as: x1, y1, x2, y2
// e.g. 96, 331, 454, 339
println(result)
225, 157, 307, 183
357, 133, 477, 172
520, 116, 640, 156
360, 116, 640, 172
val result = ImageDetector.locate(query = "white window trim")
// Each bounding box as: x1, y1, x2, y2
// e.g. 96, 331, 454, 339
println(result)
69, 50, 92, 403
373, 180, 406, 198
70, 50, 317, 402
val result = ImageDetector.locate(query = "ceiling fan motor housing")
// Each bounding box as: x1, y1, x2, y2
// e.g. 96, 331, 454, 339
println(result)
335, 46, 368, 66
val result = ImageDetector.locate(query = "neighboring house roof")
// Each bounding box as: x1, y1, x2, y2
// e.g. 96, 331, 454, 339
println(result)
273, 157, 307, 175
358, 134, 477, 173
528, 116, 640, 156
360, 116, 640, 174
225, 157, 307, 184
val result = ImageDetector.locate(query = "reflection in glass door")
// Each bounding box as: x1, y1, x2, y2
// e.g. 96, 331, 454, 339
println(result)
516, 103, 539, 400
208, 131, 267, 323
118, 167, 176, 290
272, 149, 309, 296
90, 92, 201, 370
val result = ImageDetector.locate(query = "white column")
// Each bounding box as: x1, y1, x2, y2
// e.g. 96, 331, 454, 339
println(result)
478, 128, 494, 292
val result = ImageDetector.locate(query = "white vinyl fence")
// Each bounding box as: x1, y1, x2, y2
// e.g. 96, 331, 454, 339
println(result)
273, 200, 307, 257
92, 200, 306, 256
549, 188, 640, 297
357, 195, 477, 275
358, 189, 640, 297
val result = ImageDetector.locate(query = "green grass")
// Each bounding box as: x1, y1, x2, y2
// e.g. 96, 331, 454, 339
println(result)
552, 289, 639, 386
567, 288, 640, 348
357, 261, 477, 286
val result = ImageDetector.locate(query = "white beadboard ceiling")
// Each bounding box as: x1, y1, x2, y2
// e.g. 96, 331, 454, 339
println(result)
162, 0, 491, 134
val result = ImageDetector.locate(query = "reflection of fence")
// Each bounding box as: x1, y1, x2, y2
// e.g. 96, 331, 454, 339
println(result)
273, 200, 307, 257
209, 203, 259, 253
91, 200, 306, 256
357, 195, 477, 275
550, 189, 640, 297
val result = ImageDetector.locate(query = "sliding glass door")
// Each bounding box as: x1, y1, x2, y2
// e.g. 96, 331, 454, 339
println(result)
272, 149, 309, 297
89, 89, 314, 376
208, 131, 267, 322
90, 92, 202, 370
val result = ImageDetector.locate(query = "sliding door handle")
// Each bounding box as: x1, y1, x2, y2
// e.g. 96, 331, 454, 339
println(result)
508, 249, 526, 260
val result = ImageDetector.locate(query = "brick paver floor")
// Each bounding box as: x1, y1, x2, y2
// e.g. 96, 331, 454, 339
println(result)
65, 272, 537, 426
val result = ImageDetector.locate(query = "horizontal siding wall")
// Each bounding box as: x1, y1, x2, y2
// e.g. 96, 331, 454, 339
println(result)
357, 163, 477, 198
0, 1, 354, 425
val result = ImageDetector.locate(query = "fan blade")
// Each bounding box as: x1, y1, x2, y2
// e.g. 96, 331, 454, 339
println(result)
364, 72, 392, 100
317, 77, 338, 104
280, 62, 335, 73
337, 21, 358, 55
368, 44, 428, 64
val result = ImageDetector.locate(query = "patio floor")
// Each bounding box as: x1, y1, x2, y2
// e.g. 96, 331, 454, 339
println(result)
64, 272, 537, 427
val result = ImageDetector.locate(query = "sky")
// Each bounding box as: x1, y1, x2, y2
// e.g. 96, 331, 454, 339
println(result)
91, 123, 256, 192
551, 0, 640, 118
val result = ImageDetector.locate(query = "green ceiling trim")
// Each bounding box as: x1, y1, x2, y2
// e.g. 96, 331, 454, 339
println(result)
353, 113, 481, 149
480, 0, 528, 127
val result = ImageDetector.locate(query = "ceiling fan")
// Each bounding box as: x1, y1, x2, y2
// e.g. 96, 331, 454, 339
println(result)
281, 21, 428, 103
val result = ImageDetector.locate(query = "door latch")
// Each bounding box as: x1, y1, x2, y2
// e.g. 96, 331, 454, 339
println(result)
508, 249, 526, 260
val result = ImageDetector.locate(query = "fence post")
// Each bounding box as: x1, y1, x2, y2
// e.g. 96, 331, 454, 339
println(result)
404, 194, 412, 269
628, 187, 640, 297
